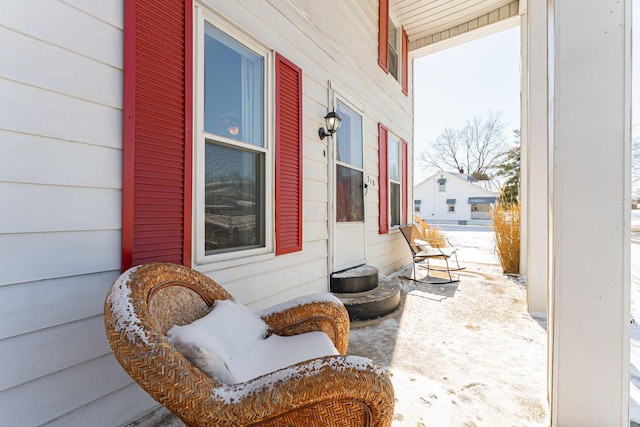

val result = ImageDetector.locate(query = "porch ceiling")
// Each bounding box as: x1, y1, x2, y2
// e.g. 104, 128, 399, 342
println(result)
393, 0, 519, 52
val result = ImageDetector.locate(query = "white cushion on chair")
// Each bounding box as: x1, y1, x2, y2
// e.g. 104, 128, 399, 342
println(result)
167, 299, 338, 384
414, 238, 456, 257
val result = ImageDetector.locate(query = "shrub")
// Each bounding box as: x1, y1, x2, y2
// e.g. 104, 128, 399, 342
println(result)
422, 226, 446, 248
492, 202, 520, 274
413, 215, 446, 247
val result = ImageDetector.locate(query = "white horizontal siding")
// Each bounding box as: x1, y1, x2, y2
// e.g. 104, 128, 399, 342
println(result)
0, 2, 124, 423
0, 315, 110, 391
0, 26, 122, 108
0, 80, 121, 148
0, 354, 133, 427
0, 0, 123, 67
0, 131, 122, 188
0, 271, 118, 340
0, 230, 121, 286
59, 0, 124, 28
42, 383, 158, 427
0, 183, 121, 233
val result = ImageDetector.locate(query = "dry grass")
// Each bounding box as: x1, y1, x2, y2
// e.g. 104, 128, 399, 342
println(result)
413, 215, 447, 248
492, 203, 520, 275
422, 226, 446, 248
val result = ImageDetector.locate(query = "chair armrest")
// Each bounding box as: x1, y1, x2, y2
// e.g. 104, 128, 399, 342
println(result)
258, 294, 350, 354
207, 356, 394, 427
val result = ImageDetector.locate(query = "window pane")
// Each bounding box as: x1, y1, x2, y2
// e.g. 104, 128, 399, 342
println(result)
204, 22, 264, 147
335, 101, 363, 168
389, 136, 400, 181
388, 21, 399, 80
204, 142, 264, 254
336, 165, 364, 222
390, 182, 400, 226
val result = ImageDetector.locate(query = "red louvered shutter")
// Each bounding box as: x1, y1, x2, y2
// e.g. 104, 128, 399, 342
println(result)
121, 0, 193, 271
378, 123, 389, 234
402, 28, 409, 96
275, 53, 303, 255
378, 0, 389, 72
401, 139, 409, 225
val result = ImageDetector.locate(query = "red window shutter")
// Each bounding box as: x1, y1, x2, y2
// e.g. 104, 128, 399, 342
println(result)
378, 123, 389, 234
121, 0, 193, 271
275, 53, 303, 255
378, 0, 389, 72
401, 139, 409, 225
402, 28, 409, 96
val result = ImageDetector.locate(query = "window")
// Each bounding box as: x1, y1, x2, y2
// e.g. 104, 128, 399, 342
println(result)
378, 0, 409, 95
388, 19, 400, 82
446, 199, 456, 213
438, 177, 446, 192
199, 18, 269, 257
415, 199, 422, 213
378, 123, 408, 234
389, 134, 401, 227
335, 100, 364, 223
124, 4, 302, 268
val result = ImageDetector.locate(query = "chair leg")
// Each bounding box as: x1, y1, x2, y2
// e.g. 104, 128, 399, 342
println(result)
443, 257, 453, 282
452, 251, 461, 270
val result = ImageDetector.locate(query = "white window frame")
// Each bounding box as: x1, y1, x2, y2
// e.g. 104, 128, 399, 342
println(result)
387, 13, 402, 83
194, 5, 274, 265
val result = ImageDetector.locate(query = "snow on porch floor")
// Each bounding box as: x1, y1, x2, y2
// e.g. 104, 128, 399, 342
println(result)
349, 265, 548, 426
138, 228, 550, 427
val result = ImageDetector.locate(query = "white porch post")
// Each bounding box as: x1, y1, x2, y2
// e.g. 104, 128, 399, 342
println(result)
548, 0, 631, 424
520, 1, 549, 317
520, 0, 549, 317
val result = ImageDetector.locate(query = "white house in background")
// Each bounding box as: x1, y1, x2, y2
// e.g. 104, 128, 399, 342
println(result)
414, 171, 499, 225
0, 0, 632, 425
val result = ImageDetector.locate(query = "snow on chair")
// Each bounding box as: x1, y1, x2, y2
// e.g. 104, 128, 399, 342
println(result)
399, 224, 463, 283
104, 262, 394, 427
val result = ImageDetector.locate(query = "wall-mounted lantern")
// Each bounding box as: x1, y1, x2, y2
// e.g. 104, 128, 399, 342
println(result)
318, 109, 342, 140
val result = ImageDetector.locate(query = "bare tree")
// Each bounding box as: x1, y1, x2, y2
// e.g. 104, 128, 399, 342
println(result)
419, 111, 509, 179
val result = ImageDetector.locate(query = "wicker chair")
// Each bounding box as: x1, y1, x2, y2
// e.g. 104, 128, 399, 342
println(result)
104, 263, 394, 427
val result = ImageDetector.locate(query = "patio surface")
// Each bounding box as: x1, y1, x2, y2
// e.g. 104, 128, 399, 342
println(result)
348, 229, 549, 426
135, 227, 550, 427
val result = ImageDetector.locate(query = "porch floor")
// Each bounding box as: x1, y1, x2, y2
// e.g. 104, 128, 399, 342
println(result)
348, 229, 549, 426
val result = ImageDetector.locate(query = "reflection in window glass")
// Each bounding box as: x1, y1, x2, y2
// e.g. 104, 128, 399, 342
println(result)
390, 182, 400, 226
204, 142, 265, 254
388, 20, 399, 81
336, 165, 364, 222
389, 136, 399, 181
336, 101, 363, 168
203, 22, 264, 147
389, 135, 401, 226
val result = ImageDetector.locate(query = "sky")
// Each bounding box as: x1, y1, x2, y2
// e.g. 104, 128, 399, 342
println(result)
413, 26, 521, 182
413, 6, 639, 186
